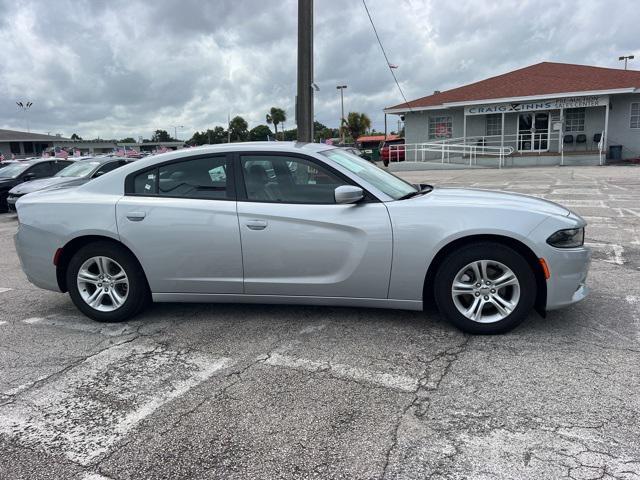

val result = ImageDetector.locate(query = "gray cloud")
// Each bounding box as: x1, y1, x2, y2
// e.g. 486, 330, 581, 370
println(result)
0, 0, 638, 139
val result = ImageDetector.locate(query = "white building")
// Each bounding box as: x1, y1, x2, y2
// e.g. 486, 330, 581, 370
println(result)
384, 62, 640, 165
0, 129, 185, 158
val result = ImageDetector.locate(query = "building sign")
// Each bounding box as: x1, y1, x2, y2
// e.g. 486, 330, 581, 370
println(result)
464, 95, 608, 116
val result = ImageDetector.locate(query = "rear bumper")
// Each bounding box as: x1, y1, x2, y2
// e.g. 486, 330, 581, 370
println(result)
544, 246, 591, 310
14, 224, 62, 292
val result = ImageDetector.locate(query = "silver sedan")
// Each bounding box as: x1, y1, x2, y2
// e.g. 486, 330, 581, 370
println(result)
14, 142, 590, 334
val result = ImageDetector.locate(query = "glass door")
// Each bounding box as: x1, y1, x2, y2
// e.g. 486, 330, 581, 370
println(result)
518, 112, 549, 152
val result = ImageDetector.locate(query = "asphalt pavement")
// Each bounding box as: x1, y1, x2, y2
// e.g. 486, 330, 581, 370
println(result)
0, 165, 639, 479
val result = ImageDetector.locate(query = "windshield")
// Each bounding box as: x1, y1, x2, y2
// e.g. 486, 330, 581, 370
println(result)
0, 163, 30, 179
57, 161, 100, 178
321, 149, 417, 200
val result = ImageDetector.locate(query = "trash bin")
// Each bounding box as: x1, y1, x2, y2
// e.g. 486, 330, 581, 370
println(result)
609, 145, 623, 160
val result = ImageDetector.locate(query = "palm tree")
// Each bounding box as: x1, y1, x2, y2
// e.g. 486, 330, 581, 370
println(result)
266, 107, 287, 140
342, 112, 372, 143
228, 116, 248, 142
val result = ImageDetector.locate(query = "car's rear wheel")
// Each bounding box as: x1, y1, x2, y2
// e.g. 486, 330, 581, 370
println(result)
66, 241, 149, 322
433, 242, 536, 334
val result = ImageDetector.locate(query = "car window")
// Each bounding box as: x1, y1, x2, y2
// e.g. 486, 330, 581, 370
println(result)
241, 155, 342, 204
27, 162, 53, 178
93, 161, 123, 177
51, 160, 73, 173
58, 161, 100, 177
132, 156, 229, 199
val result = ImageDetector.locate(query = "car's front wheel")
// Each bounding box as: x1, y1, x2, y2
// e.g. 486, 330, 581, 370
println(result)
434, 242, 537, 334
66, 241, 149, 322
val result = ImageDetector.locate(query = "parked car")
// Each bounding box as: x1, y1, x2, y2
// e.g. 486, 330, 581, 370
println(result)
0, 158, 74, 213
14, 142, 590, 334
380, 138, 405, 166
7, 157, 130, 212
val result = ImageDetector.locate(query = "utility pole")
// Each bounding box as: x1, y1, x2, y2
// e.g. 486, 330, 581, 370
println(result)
296, 0, 314, 142
227, 111, 231, 143
619, 55, 635, 70
336, 85, 347, 144
173, 125, 183, 141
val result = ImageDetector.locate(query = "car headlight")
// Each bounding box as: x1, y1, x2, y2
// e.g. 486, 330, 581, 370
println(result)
546, 227, 585, 248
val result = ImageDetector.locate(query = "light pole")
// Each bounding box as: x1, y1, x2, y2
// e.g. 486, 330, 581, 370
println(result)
172, 125, 184, 141
619, 55, 635, 70
16, 101, 33, 132
336, 85, 347, 144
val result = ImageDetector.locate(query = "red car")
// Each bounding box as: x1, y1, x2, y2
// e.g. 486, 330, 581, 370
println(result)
380, 138, 405, 166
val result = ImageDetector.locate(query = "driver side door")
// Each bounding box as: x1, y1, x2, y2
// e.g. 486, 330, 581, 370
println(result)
236, 153, 393, 299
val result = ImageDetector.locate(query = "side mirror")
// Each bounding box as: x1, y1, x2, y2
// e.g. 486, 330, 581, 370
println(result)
335, 185, 364, 204
22, 173, 35, 182
93, 170, 105, 178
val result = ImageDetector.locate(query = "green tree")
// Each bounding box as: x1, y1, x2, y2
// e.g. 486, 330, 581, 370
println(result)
282, 128, 297, 141
249, 124, 273, 141
70, 133, 82, 141
266, 107, 286, 140
151, 129, 175, 142
228, 116, 249, 142
188, 127, 228, 145
342, 112, 372, 143
119, 137, 136, 143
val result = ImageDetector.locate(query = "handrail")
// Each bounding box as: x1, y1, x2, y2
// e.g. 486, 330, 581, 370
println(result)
389, 142, 514, 168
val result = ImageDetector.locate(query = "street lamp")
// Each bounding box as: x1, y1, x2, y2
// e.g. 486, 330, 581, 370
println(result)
16, 101, 33, 132
619, 55, 635, 70
336, 85, 347, 144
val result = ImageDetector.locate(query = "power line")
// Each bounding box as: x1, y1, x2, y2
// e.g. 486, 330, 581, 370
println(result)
361, 0, 412, 112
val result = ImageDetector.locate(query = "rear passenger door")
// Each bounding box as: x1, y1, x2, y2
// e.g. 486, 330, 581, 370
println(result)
116, 154, 243, 294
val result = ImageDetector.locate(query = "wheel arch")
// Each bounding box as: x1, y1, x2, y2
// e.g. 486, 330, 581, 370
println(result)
56, 235, 149, 293
423, 234, 547, 316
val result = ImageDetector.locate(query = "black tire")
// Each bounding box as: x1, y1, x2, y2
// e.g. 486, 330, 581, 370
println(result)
66, 241, 150, 322
433, 242, 536, 334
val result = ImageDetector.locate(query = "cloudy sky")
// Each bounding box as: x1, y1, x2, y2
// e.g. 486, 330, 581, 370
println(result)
0, 0, 638, 140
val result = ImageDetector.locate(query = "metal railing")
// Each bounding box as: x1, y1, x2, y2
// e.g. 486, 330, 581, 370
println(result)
388, 141, 515, 168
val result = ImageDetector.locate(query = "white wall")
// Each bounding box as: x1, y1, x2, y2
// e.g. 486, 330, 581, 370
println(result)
607, 94, 640, 159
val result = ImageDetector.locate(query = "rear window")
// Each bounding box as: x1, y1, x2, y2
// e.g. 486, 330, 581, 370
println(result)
133, 170, 158, 194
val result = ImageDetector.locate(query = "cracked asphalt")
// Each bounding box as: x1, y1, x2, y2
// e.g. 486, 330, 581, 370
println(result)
1, 165, 639, 480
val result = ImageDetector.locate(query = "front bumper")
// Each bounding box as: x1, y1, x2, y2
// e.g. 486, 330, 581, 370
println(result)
544, 245, 591, 310
6, 194, 21, 212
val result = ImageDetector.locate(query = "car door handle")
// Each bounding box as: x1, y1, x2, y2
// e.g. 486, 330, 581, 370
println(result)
245, 219, 267, 230
126, 211, 146, 222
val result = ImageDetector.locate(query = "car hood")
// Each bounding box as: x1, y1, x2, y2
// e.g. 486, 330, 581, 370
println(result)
0, 178, 18, 190
8, 177, 84, 195
421, 187, 571, 217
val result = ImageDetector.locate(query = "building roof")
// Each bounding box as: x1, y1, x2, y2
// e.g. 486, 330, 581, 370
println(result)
356, 134, 400, 143
0, 129, 70, 142
386, 62, 640, 112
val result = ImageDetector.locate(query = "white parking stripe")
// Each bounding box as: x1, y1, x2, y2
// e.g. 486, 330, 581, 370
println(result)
81, 474, 115, 480
0, 339, 232, 465
0, 288, 12, 294
22, 317, 44, 324
0, 321, 7, 326
265, 353, 418, 393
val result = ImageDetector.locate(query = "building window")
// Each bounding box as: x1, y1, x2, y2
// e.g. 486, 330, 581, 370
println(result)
631, 103, 640, 129
429, 116, 452, 139
486, 114, 502, 136
565, 108, 585, 132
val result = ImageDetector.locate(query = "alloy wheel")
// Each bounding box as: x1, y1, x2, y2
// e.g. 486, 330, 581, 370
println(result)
77, 256, 129, 312
451, 260, 520, 324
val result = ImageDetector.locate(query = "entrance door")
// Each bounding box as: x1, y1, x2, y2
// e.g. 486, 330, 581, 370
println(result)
518, 112, 549, 152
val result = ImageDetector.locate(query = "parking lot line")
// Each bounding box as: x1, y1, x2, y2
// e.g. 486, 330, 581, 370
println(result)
0, 339, 233, 465
265, 352, 418, 393
0, 287, 12, 294
0, 321, 6, 326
